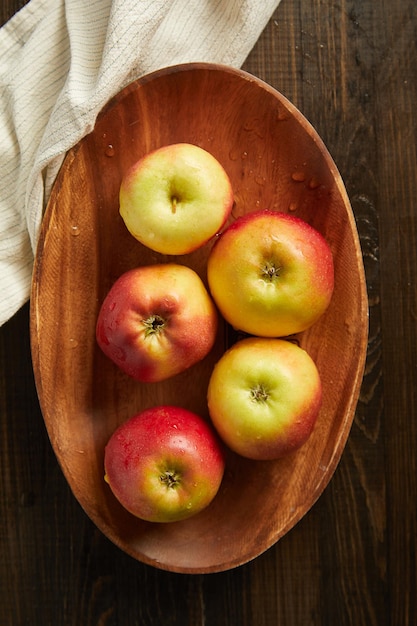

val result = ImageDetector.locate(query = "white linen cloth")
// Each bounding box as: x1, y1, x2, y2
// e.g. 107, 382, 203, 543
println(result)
0, 0, 282, 327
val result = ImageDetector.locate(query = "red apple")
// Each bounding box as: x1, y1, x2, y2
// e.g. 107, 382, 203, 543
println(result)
119, 143, 234, 255
104, 405, 225, 522
207, 210, 334, 337
207, 337, 322, 460
96, 264, 218, 382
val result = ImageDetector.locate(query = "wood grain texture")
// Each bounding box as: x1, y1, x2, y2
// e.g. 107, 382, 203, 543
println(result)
1, 0, 416, 623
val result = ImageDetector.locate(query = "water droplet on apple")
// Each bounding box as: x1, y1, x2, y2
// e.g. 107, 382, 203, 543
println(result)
114, 346, 126, 362
291, 171, 306, 182
105, 144, 115, 157
69, 338, 78, 348
288, 202, 298, 212
70, 225, 80, 236
255, 174, 266, 186
241, 151, 248, 160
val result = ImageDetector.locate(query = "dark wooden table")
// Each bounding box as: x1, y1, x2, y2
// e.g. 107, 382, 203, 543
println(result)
1, 1, 416, 624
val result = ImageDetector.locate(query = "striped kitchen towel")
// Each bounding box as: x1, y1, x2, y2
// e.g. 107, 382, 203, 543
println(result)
0, 0, 282, 327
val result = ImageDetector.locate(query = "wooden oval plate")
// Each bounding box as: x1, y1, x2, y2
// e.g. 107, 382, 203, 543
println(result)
30, 63, 368, 574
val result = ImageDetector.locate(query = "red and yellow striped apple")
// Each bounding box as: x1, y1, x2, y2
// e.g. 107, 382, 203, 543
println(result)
104, 405, 225, 522
207, 210, 334, 337
96, 264, 218, 382
207, 337, 322, 460
119, 143, 234, 255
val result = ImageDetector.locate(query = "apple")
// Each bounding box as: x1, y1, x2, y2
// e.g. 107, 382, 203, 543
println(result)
207, 337, 322, 460
104, 405, 225, 522
119, 143, 234, 255
206, 209, 334, 337
96, 263, 218, 382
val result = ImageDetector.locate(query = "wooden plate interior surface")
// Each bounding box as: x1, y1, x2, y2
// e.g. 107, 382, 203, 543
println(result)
30, 63, 368, 574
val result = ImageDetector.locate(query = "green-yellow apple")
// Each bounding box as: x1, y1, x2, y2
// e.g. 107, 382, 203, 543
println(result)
207, 210, 334, 337
104, 405, 225, 522
96, 264, 218, 382
207, 337, 322, 460
119, 143, 234, 255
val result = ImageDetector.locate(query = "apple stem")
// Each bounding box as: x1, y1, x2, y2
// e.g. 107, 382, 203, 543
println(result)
171, 196, 178, 214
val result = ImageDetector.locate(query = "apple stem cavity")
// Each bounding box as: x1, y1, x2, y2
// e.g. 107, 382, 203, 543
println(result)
250, 383, 270, 404
143, 314, 166, 337
159, 469, 181, 489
